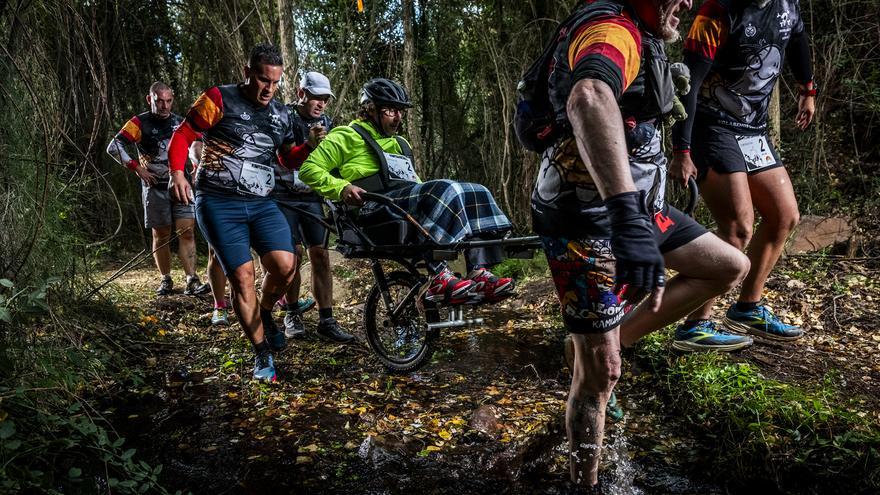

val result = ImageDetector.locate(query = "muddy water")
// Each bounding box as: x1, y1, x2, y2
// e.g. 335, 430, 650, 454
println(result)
108, 306, 733, 494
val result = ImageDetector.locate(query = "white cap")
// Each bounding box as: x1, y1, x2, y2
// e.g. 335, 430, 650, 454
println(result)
301, 71, 334, 98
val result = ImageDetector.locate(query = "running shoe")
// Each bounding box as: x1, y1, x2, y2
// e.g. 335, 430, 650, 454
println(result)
672, 320, 753, 352
184, 275, 211, 295
262, 311, 286, 351
298, 296, 317, 313
156, 276, 173, 296
211, 307, 229, 326
316, 317, 355, 343
253, 351, 277, 382
283, 309, 306, 338
466, 268, 515, 303
723, 303, 804, 341
424, 269, 475, 304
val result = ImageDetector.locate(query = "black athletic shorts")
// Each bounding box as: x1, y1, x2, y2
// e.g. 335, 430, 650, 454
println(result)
539, 204, 708, 334
277, 199, 328, 249
692, 123, 784, 180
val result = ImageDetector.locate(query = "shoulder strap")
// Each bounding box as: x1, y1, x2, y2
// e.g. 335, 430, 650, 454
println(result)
351, 123, 390, 191
395, 137, 413, 161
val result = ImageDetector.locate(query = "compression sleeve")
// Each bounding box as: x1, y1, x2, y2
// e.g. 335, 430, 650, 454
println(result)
106, 137, 138, 170
567, 15, 642, 99
107, 115, 142, 169
672, 0, 730, 152
672, 53, 713, 152
280, 143, 312, 170
786, 29, 813, 85
168, 121, 200, 173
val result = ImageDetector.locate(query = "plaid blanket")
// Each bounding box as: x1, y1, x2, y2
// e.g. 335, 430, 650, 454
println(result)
361, 179, 511, 244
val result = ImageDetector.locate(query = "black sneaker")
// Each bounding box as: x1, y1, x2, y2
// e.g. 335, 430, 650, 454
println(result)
156, 277, 173, 296
184, 275, 211, 295
316, 317, 355, 343
262, 311, 286, 351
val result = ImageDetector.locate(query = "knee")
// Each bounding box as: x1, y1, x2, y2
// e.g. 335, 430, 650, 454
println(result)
721, 222, 752, 250
310, 249, 330, 270
178, 229, 195, 243
723, 251, 751, 289
153, 227, 172, 243
573, 352, 621, 397
778, 210, 800, 235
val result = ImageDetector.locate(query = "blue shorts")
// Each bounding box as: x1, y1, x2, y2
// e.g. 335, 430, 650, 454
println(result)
195, 193, 293, 274
276, 199, 328, 249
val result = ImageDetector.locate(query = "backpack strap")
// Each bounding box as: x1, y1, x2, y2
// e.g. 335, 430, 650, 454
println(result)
351, 123, 391, 192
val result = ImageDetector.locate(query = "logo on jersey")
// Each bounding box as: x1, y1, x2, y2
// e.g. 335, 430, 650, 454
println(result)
777, 11, 793, 29
241, 112, 251, 121
270, 114, 281, 126
745, 23, 756, 37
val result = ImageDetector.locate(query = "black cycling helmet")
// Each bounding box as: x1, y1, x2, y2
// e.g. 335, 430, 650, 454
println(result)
359, 78, 413, 108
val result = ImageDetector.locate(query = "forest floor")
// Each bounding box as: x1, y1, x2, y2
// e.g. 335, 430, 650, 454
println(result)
96, 249, 880, 494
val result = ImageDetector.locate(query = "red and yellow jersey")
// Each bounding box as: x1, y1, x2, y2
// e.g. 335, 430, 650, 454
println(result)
183, 84, 296, 196
110, 111, 182, 178
566, 8, 642, 98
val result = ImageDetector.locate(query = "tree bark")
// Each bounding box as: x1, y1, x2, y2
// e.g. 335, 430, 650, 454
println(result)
402, 0, 425, 174
277, 0, 298, 103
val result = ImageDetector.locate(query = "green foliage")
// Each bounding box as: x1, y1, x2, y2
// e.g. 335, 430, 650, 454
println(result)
0, 299, 176, 493
635, 337, 880, 492
491, 255, 549, 282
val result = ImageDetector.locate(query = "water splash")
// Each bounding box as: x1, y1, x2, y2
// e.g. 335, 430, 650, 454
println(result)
600, 421, 643, 495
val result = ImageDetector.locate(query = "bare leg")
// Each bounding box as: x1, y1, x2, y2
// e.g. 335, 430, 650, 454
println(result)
309, 246, 333, 310
259, 250, 297, 311
683, 170, 755, 322
568, 331, 621, 487
207, 247, 227, 306
228, 261, 262, 345
175, 218, 198, 276
619, 233, 750, 347
152, 225, 173, 277
740, 167, 799, 302
284, 245, 305, 303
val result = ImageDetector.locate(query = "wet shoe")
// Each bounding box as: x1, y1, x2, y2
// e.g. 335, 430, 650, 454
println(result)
466, 268, 515, 303
316, 317, 355, 343
606, 392, 624, 421
672, 320, 753, 352
297, 296, 316, 313
252, 351, 276, 382
284, 309, 306, 338
262, 311, 286, 351
424, 269, 476, 305
156, 276, 173, 296
211, 307, 229, 326
723, 303, 804, 341
184, 275, 211, 295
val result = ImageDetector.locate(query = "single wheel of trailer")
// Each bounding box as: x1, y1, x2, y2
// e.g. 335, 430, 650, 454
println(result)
363, 271, 441, 372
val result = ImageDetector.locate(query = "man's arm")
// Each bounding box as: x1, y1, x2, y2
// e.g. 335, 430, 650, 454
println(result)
106, 116, 156, 186
671, 0, 730, 185
298, 129, 358, 201
786, 27, 816, 130
168, 88, 224, 204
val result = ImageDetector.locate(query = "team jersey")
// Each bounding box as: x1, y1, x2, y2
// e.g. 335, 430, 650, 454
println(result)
109, 112, 183, 179
532, 0, 671, 236
185, 84, 296, 197
685, 0, 805, 132
272, 106, 333, 197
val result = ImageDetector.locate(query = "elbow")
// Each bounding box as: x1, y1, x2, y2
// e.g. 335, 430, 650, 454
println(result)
566, 79, 617, 121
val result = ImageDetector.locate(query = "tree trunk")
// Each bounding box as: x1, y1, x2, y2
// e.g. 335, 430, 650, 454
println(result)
769, 85, 781, 147
277, 0, 298, 103
402, 0, 425, 174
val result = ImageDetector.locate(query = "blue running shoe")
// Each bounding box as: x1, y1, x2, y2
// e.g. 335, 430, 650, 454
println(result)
253, 351, 276, 382
262, 311, 286, 351
297, 296, 316, 313
723, 303, 804, 341
672, 320, 753, 352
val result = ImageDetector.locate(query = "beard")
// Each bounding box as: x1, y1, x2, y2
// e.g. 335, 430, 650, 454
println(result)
657, 2, 682, 43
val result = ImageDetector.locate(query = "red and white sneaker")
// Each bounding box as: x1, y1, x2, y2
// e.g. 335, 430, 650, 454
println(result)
425, 269, 476, 305
467, 268, 515, 303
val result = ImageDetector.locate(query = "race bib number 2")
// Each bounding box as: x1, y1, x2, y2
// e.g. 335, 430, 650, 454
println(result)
238, 161, 275, 197
736, 135, 777, 172
384, 153, 419, 182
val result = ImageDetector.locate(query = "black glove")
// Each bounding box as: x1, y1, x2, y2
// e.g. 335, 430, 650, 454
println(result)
605, 191, 665, 302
